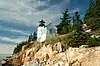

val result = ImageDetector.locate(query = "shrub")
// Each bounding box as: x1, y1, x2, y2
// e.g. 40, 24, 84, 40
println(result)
86, 18, 100, 31
67, 31, 87, 47
87, 36, 100, 47
13, 41, 29, 54
45, 35, 61, 44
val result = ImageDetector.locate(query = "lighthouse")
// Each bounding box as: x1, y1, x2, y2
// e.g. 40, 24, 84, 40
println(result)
37, 19, 47, 42
37, 19, 57, 42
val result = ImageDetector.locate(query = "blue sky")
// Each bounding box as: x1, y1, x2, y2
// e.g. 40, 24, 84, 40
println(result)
0, 0, 90, 54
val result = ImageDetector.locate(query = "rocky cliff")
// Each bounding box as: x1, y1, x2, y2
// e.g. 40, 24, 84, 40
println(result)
11, 42, 100, 66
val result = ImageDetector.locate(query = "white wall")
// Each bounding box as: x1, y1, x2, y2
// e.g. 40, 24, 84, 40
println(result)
37, 27, 47, 42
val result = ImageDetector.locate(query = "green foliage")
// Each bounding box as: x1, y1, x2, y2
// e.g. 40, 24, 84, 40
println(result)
45, 34, 71, 50
66, 11, 87, 47
83, 0, 100, 47
28, 33, 33, 42
87, 36, 100, 47
72, 11, 83, 31
13, 41, 28, 54
84, 0, 95, 20
73, 11, 83, 25
84, 0, 100, 30
13, 32, 37, 54
56, 9, 71, 34
32, 32, 37, 41
67, 31, 87, 47
56, 11, 89, 48
45, 35, 61, 44
28, 32, 37, 42
95, 0, 100, 18
86, 18, 100, 30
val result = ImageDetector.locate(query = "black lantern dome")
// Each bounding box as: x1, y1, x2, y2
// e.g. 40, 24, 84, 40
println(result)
38, 19, 45, 27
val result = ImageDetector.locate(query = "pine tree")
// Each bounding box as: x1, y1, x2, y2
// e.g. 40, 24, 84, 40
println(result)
84, 0, 95, 21
84, 0, 100, 30
28, 33, 33, 42
68, 11, 87, 47
95, 0, 100, 18
13, 42, 26, 54
32, 32, 37, 41
56, 9, 71, 34
73, 11, 83, 31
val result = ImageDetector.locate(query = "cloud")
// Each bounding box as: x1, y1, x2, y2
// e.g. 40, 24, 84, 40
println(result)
0, 0, 49, 24
0, 36, 27, 44
0, 44, 16, 54
0, 0, 70, 26
70, 8, 80, 14
0, 20, 36, 33
0, 28, 28, 36
8, 29, 28, 35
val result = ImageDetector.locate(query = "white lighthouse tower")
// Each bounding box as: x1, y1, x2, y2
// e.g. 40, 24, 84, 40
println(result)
37, 19, 57, 42
37, 19, 47, 42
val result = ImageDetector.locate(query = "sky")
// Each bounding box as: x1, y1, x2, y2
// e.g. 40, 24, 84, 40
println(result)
0, 0, 90, 54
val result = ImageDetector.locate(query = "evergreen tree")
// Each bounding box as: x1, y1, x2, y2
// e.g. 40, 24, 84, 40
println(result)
73, 11, 83, 31
95, 0, 100, 18
32, 32, 37, 41
68, 11, 87, 47
84, 0, 95, 21
84, 0, 100, 30
13, 42, 26, 54
28, 33, 33, 42
56, 9, 71, 34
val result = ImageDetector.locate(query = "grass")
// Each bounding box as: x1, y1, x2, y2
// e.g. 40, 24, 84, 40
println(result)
45, 33, 73, 50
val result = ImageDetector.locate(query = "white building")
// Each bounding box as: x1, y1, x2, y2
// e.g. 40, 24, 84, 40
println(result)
37, 19, 56, 42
